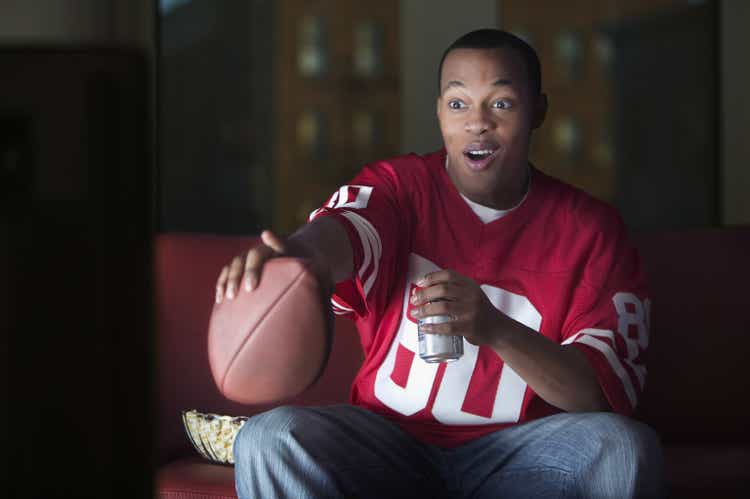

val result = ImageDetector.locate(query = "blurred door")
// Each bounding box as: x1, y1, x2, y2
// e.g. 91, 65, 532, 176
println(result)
500, 1, 718, 230
610, 3, 717, 229
159, 0, 401, 235
275, 0, 401, 232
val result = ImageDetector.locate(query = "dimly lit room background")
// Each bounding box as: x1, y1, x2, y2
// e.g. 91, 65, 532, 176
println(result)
157, 0, 750, 234
2, 1, 749, 498
3, 0, 747, 234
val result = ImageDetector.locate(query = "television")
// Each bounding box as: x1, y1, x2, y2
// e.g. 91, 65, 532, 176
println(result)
1, 47, 153, 498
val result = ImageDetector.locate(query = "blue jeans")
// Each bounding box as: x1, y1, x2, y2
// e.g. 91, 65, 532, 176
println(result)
234, 405, 663, 498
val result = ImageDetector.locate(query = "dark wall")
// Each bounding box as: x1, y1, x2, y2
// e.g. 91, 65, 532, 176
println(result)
611, 3, 718, 230
1, 49, 153, 499
159, 0, 274, 234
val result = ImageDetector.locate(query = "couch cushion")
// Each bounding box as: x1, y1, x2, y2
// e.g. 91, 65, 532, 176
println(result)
158, 446, 750, 499
156, 233, 363, 465
632, 228, 750, 444
157, 457, 236, 499
664, 445, 750, 498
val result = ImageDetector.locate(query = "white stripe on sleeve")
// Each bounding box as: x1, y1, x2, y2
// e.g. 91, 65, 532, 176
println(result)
563, 328, 646, 391
565, 328, 638, 409
340, 210, 382, 298
623, 358, 646, 390
562, 327, 616, 346
331, 295, 354, 315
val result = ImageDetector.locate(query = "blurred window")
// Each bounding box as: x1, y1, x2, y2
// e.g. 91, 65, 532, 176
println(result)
158, 0, 401, 234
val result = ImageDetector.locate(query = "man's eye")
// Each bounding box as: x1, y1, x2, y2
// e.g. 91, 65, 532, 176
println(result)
492, 100, 512, 109
448, 100, 466, 110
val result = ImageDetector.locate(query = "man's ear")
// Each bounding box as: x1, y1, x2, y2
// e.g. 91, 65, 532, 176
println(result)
436, 95, 442, 119
531, 93, 548, 130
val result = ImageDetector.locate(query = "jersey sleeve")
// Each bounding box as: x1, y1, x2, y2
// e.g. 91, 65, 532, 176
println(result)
561, 214, 650, 416
308, 160, 412, 319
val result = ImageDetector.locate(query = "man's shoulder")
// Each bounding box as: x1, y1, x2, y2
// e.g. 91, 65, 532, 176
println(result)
366, 150, 441, 174
531, 171, 634, 289
535, 169, 624, 237
356, 150, 443, 191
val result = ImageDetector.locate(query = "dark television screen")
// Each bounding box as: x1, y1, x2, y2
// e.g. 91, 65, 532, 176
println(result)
1, 48, 153, 499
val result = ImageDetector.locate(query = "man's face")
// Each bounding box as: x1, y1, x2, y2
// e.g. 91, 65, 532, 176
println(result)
437, 47, 544, 206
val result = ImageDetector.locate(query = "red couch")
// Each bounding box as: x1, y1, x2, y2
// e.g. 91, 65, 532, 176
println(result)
154, 229, 750, 498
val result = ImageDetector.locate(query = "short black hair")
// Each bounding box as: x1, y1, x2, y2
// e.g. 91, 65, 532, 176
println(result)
438, 29, 542, 96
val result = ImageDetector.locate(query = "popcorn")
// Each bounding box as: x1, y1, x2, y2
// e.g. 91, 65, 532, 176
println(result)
182, 410, 248, 464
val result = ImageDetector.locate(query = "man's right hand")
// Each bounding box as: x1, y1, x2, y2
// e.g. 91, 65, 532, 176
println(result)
215, 217, 353, 304
215, 230, 290, 303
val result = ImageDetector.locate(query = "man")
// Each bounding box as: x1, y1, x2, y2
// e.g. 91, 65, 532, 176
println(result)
218, 29, 663, 498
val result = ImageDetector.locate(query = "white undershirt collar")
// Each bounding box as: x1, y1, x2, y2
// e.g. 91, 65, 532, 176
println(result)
459, 193, 520, 223
445, 156, 531, 224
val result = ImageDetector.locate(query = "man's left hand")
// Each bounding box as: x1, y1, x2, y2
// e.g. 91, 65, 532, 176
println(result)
409, 269, 511, 347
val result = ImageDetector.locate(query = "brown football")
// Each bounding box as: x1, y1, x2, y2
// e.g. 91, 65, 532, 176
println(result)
208, 257, 332, 404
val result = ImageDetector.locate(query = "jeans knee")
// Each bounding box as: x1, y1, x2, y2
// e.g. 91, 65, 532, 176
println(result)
567, 413, 663, 497
233, 406, 305, 465
574, 413, 663, 478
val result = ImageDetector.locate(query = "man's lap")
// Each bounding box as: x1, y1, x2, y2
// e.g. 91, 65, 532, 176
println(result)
234, 405, 662, 498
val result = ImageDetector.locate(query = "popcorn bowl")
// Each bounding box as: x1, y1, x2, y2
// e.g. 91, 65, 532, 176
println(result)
181, 409, 248, 465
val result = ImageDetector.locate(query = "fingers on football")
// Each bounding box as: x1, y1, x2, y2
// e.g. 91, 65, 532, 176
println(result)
260, 230, 287, 254
217, 231, 287, 302
215, 265, 230, 303
225, 255, 244, 299
242, 242, 279, 292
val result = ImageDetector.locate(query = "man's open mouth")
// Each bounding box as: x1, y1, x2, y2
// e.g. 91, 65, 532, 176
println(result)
462, 144, 499, 170
464, 149, 495, 161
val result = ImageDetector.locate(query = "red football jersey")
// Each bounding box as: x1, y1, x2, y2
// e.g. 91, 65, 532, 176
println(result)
310, 149, 649, 448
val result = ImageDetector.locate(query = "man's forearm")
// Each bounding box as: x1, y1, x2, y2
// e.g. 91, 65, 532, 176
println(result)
287, 216, 354, 285
490, 318, 610, 413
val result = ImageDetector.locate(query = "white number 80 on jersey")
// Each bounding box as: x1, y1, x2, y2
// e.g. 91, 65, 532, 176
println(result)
374, 253, 542, 425
373, 253, 649, 424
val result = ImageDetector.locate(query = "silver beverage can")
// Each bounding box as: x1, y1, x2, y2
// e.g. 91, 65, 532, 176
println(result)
418, 315, 463, 363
